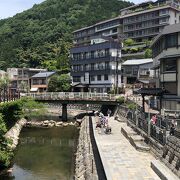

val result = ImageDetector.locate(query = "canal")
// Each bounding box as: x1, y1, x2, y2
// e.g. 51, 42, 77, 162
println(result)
1, 126, 79, 180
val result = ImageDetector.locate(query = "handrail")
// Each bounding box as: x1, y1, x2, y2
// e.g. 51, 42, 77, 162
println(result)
22, 92, 119, 101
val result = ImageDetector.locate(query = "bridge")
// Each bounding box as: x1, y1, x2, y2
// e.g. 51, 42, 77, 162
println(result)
23, 92, 120, 121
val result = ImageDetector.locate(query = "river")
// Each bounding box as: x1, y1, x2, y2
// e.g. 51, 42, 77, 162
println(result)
1, 126, 79, 180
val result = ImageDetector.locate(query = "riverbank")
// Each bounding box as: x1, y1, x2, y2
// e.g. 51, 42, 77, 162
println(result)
74, 116, 98, 180
4, 118, 27, 150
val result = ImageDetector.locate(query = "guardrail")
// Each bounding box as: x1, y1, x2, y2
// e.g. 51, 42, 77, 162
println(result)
118, 105, 172, 145
23, 92, 119, 101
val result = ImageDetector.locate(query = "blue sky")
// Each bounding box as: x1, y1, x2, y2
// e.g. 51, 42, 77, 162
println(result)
0, 0, 45, 19
0, 0, 144, 20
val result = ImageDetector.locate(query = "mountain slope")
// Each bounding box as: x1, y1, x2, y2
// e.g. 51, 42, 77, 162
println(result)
0, 0, 133, 70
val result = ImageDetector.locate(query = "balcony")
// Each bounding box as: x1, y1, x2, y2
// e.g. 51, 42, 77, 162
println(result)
70, 55, 117, 65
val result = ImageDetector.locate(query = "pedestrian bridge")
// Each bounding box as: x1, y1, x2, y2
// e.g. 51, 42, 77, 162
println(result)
23, 92, 120, 121
23, 92, 119, 104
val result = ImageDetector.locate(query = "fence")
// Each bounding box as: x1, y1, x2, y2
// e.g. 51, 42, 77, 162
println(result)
23, 92, 117, 101
118, 105, 168, 145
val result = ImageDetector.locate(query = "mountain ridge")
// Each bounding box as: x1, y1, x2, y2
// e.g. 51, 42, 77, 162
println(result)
0, 0, 133, 70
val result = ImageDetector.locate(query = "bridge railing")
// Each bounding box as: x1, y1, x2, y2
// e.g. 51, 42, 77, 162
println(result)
23, 92, 118, 101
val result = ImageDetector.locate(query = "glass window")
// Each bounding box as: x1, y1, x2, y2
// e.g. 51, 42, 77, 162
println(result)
91, 63, 95, 70
73, 76, 81, 82
162, 59, 176, 72
97, 75, 101, 81
90, 75, 95, 81
166, 33, 178, 48
104, 74, 109, 80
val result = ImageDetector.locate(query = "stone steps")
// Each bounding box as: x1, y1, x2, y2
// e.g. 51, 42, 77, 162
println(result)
151, 160, 179, 180
121, 126, 150, 152
129, 135, 144, 142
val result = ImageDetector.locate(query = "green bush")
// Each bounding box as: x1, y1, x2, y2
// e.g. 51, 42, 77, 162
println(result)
127, 103, 136, 110
0, 97, 45, 129
144, 48, 152, 58
124, 38, 134, 46
116, 96, 125, 104
0, 113, 13, 169
0, 98, 44, 169
130, 47, 138, 53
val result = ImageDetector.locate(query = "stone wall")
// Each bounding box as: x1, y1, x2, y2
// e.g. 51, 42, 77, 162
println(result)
161, 136, 180, 178
74, 117, 98, 180
4, 118, 27, 150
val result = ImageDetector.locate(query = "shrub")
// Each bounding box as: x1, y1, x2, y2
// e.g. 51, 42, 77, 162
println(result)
0, 97, 45, 129
144, 48, 152, 58
116, 96, 125, 104
0, 113, 13, 169
127, 103, 136, 110
130, 47, 138, 53
124, 38, 134, 46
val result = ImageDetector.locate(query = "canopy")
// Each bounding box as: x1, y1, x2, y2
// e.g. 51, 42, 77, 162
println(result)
30, 87, 38, 92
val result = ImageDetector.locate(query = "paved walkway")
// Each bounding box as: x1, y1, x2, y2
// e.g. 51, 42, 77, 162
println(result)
92, 117, 160, 180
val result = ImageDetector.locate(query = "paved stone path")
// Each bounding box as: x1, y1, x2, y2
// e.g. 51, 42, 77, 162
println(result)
92, 117, 160, 180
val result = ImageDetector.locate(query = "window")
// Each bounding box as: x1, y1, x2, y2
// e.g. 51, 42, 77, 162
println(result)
90, 75, 95, 81
91, 51, 94, 58
91, 63, 95, 70
112, 28, 117, 33
39, 79, 46, 85
162, 59, 176, 72
105, 62, 110, 69
33, 79, 38, 85
133, 68, 138, 75
97, 75, 101, 81
84, 64, 88, 71
73, 76, 81, 82
166, 33, 178, 48
105, 49, 109, 56
104, 74, 109, 81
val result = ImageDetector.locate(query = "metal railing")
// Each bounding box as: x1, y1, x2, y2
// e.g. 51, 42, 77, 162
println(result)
118, 105, 169, 145
23, 92, 118, 101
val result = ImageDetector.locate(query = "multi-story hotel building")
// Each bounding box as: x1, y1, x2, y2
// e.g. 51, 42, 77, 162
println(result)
151, 23, 180, 111
73, 0, 180, 45
121, 0, 180, 42
73, 16, 122, 46
70, 38, 121, 93
70, 0, 180, 92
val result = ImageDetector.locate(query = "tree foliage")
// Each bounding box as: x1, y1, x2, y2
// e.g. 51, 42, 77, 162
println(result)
0, 98, 45, 168
48, 74, 71, 92
0, 0, 132, 70
144, 48, 152, 58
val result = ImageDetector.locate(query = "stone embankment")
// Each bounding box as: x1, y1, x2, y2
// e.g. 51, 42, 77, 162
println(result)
25, 120, 77, 128
4, 118, 27, 150
74, 117, 98, 180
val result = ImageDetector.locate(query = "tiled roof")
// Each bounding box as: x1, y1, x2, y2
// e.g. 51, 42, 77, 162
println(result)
31, 71, 55, 78
134, 88, 165, 95
152, 23, 180, 45
122, 58, 153, 65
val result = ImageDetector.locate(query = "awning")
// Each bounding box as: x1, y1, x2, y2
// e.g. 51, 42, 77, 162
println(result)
30, 87, 38, 92
133, 88, 165, 96
137, 79, 150, 84
71, 82, 80, 87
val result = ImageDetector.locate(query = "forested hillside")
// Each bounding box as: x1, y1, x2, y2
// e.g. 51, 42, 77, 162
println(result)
0, 0, 132, 71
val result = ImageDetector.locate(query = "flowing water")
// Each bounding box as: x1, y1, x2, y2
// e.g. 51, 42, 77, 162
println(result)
1, 126, 79, 180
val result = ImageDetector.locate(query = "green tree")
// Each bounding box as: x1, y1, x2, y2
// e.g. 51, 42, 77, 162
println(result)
144, 48, 152, 58
48, 74, 71, 92
0, 0, 132, 69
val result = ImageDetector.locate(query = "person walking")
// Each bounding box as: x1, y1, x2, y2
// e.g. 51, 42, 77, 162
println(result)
107, 109, 112, 118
